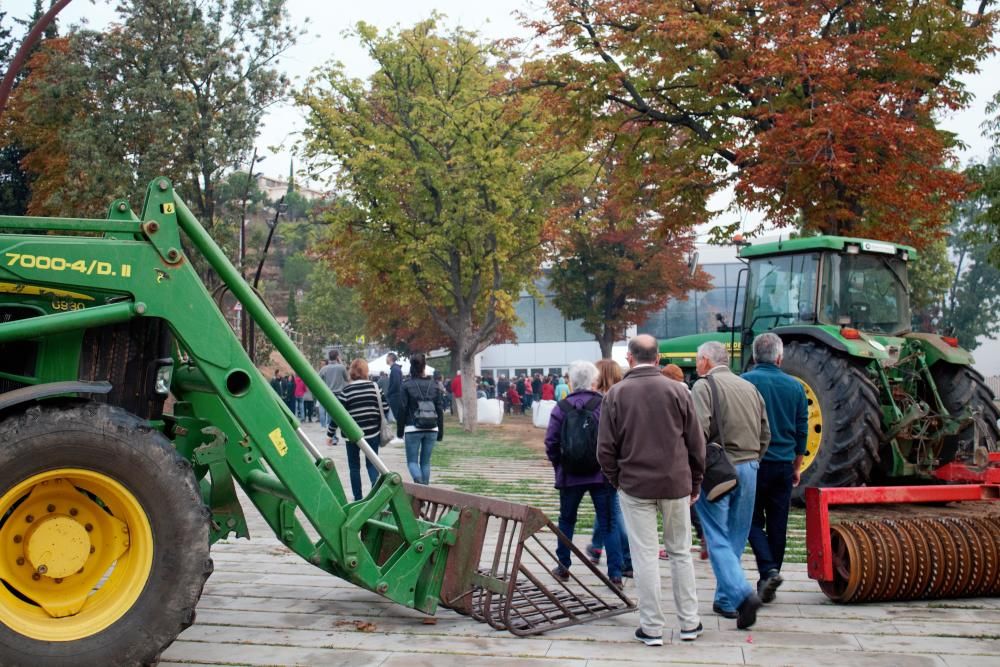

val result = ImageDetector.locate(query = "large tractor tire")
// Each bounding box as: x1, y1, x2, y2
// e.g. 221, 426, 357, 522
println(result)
0, 402, 211, 666
931, 363, 1000, 464
781, 341, 883, 504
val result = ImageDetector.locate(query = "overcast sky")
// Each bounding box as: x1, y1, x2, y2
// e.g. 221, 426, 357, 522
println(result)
6, 0, 1000, 372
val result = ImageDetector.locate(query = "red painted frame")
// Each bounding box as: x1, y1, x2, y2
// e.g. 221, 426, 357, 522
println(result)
805, 482, 1000, 581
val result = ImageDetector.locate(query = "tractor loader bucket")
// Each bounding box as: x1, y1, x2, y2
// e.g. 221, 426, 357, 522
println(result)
403, 483, 635, 635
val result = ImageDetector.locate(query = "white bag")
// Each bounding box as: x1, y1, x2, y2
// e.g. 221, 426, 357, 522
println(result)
533, 399, 557, 428
374, 382, 395, 444
477, 398, 503, 425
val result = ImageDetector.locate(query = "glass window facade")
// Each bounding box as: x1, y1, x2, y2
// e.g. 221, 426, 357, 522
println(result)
637, 262, 745, 339
510, 285, 594, 344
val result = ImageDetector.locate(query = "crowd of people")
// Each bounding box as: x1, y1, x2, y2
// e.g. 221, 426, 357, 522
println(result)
273, 332, 805, 648
543, 332, 806, 647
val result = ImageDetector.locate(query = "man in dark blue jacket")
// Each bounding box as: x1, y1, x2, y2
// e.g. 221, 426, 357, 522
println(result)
742, 333, 808, 604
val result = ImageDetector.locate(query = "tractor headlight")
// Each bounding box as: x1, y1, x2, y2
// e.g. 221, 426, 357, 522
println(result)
155, 365, 173, 394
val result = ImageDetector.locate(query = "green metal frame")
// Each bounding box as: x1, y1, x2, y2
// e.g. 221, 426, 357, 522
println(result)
0, 178, 457, 613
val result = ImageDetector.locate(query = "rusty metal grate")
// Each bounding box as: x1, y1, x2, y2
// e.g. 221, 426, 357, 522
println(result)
405, 483, 635, 635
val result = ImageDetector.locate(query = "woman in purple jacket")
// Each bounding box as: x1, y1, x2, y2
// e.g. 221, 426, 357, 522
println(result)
544, 360, 625, 586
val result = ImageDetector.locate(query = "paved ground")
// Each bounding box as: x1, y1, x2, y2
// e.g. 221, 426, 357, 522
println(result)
161, 421, 1000, 666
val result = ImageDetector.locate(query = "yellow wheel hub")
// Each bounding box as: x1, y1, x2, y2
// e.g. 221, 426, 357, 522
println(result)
25, 515, 91, 579
0, 469, 153, 641
796, 377, 823, 472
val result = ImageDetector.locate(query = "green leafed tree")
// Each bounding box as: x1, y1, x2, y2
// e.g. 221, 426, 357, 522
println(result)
7, 0, 295, 232
298, 18, 581, 429
297, 261, 368, 363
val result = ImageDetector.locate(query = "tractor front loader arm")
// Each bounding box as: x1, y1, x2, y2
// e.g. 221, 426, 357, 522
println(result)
0, 178, 456, 611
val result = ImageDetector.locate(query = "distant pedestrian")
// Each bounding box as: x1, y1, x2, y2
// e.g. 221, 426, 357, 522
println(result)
692, 340, 770, 629
507, 382, 521, 414
555, 375, 570, 401
280, 373, 296, 414
450, 373, 463, 422
386, 353, 403, 427
319, 351, 349, 428
545, 361, 625, 586
742, 333, 807, 604
532, 373, 542, 401
541, 376, 555, 401
303, 386, 315, 422
521, 375, 533, 413
661, 363, 685, 383
328, 358, 388, 501
397, 353, 444, 484
598, 335, 705, 645
293, 374, 306, 419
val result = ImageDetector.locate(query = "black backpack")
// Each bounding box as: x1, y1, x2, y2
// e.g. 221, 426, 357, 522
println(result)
413, 380, 439, 429
557, 395, 603, 475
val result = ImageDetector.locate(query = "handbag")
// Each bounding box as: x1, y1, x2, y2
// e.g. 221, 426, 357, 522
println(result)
701, 375, 739, 502
374, 382, 395, 444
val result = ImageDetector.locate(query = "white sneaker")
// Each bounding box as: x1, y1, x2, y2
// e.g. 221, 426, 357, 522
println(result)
389, 437, 404, 446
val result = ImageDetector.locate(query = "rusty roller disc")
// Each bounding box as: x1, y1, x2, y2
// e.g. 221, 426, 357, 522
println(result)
846, 521, 879, 602
884, 520, 920, 601
938, 519, 973, 598
874, 520, 909, 600
953, 519, 986, 597
973, 518, 1000, 596
897, 519, 933, 601
819, 523, 863, 602
923, 518, 960, 599
860, 520, 895, 602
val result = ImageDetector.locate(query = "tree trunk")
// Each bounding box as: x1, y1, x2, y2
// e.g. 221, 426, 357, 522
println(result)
597, 327, 615, 359
460, 353, 477, 433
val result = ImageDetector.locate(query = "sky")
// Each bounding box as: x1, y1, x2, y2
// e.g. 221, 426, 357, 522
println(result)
6, 0, 1000, 372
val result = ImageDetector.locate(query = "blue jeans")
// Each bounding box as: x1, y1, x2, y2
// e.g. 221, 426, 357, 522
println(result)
346, 435, 381, 501
295, 397, 304, 418
748, 460, 794, 577
589, 492, 632, 570
696, 459, 759, 611
404, 430, 437, 484
556, 483, 624, 579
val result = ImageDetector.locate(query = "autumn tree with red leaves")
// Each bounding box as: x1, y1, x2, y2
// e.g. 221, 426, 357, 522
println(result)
547, 137, 709, 358
527, 1, 997, 248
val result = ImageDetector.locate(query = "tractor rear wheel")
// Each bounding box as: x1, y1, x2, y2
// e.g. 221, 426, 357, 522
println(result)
781, 341, 883, 504
0, 401, 211, 666
931, 363, 1000, 464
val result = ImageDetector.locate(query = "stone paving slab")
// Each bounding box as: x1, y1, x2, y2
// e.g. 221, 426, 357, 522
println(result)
162, 421, 1000, 666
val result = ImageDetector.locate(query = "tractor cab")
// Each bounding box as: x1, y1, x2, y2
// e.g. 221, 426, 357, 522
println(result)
744, 238, 911, 335
738, 237, 913, 367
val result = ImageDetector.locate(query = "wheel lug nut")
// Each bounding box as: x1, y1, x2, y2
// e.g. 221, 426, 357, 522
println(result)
16, 557, 24, 566
90, 546, 96, 554
31, 573, 40, 581
37, 564, 47, 575
13, 535, 22, 544
84, 523, 93, 532
54, 578, 63, 584
25, 515, 34, 523
46, 504, 55, 513
70, 508, 78, 516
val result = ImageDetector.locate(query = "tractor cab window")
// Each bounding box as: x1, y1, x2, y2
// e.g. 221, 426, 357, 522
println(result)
744, 253, 819, 330
820, 253, 909, 334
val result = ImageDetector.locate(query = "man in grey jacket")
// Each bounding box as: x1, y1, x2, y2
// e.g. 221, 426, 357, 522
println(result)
597, 334, 705, 646
692, 340, 770, 630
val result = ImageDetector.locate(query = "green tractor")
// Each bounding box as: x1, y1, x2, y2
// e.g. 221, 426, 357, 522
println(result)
661, 236, 999, 499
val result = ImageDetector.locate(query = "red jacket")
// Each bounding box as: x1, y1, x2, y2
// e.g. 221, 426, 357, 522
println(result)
507, 385, 521, 405
451, 375, 462, 398
541, 382, 555, 401
293, 376, 306, 398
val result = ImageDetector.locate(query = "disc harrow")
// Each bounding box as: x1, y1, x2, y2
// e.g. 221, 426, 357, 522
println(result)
819, 516, 1000, 602
807, 484, 1000, 604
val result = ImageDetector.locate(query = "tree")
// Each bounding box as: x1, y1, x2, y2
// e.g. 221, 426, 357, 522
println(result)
297, 262, 368, 362
299, 18, 579, 430
548, 140, 709, 358
526, 1, 996, 248
936, 163, 1000, 350
7, 0, 295, 228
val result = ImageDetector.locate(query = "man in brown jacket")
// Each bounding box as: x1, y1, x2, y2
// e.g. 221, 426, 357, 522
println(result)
597, 334, 706, 646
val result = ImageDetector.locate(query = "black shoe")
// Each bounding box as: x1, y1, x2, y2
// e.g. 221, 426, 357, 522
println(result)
679, 622, 703, 641
737, 593, 762, 630
609, 576, 623, 587
551, 565, 570, 582
758, 570, 783, 604
622, 567, 634, 578
634, 627, 663, 646
585, 544, 602, 564
712, 602, 738, 619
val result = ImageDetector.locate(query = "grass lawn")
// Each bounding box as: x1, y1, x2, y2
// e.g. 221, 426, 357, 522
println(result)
431, 417, 806, 562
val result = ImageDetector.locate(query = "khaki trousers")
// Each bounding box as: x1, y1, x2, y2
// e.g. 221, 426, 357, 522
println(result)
619, 490, 700, 635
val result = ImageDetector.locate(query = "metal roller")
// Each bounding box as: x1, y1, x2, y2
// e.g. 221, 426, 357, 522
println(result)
822, 517, 1000, 603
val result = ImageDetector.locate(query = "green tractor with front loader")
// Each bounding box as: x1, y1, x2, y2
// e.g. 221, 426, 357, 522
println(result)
0, 180, 632, 665
660, 236, 999, 500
